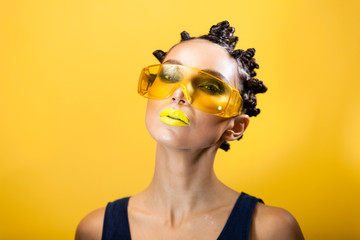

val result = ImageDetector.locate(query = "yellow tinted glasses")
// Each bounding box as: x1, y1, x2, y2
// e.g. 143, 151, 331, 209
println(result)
138, 64, 243, 118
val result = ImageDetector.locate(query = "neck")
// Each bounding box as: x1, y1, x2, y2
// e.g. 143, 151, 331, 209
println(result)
151, 144, 219, 199
139, 144, 237, 226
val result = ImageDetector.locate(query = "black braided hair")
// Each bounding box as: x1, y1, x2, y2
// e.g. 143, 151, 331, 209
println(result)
153, 20, 267, 151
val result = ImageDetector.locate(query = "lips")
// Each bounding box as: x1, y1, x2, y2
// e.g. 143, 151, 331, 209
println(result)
160, 108, 189, 126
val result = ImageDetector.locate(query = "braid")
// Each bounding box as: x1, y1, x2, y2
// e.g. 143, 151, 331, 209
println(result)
153, 50, 167, 62
199, 21, 238, 51
152, 20, 268, 151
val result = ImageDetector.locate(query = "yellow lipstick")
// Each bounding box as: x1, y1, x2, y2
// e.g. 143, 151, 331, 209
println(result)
160, 108, 189, 126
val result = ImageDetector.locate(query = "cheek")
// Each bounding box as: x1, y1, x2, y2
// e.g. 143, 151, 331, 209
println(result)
191, 112, 230, 144
145, 100, 160, 134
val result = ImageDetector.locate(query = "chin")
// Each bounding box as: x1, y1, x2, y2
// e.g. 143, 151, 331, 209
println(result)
148, 128, 220, 152
145, 111, 221, 151
147, 125, 190, 148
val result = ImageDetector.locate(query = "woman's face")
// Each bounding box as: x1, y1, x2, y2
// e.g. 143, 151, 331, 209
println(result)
145, 39, 246, 150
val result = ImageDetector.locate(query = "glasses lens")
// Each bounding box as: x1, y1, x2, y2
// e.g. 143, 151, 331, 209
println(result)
189, 70, 231, 115
138, 65, 159, 98
148, 65, 183, 99
138, 64, 242, 117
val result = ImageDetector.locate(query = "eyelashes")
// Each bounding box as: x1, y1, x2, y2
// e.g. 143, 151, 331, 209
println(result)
194, 78, 225, 95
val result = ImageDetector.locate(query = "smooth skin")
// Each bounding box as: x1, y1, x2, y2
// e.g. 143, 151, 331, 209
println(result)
76, 39, 304, 240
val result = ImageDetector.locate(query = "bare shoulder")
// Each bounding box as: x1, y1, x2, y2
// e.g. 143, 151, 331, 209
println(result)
75, 207, 106, 240
250, 203, 305, 240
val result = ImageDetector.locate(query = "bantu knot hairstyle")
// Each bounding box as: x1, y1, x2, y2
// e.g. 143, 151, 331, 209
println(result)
152, 20, 268, 151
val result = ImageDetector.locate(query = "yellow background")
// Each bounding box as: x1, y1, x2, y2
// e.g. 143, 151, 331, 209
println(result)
1, 0, 359, 239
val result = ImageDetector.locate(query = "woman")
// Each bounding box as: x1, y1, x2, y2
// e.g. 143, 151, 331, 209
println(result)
76, 21, 304, 240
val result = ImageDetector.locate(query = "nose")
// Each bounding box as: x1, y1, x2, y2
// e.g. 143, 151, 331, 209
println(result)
171, 87, 188, 105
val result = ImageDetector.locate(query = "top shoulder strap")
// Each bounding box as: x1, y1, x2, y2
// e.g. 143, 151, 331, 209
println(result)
101, 197, 131, 240
218, 192, 264, 240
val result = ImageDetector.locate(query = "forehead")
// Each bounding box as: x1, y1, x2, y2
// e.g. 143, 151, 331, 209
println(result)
163, 39, 239, 87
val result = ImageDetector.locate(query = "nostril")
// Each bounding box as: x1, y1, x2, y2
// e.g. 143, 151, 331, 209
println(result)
171, 96, 186, 104
171, 88, 188, 105
171, 96, 187, 105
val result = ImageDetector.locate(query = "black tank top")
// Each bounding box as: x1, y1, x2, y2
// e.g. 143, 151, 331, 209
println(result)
102, 192, 263, 240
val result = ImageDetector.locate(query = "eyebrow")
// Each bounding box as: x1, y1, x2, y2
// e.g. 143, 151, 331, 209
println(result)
164, 59, 182, 65
163, 59, 228, 83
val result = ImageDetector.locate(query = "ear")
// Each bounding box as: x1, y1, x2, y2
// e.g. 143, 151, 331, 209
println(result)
221, 114, 250, 142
